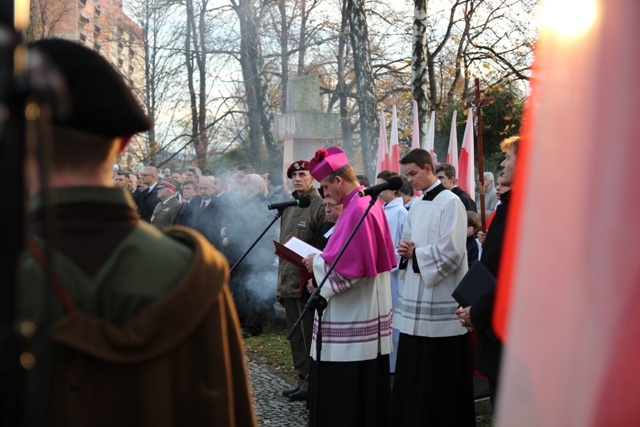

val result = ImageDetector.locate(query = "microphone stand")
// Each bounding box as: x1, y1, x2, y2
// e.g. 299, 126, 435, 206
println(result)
286, 194, 379, 427
229, 209, 283, 273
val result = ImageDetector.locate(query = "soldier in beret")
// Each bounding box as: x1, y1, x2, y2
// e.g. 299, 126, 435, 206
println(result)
276, 159, 325, 402
18, 38, 255, 427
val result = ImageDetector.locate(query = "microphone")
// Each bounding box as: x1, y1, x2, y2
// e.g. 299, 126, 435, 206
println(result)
268, 196, 311, 210
358, 176, 404, 197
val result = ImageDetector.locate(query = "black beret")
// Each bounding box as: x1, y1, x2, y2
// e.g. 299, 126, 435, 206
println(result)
29, 38, 151, 138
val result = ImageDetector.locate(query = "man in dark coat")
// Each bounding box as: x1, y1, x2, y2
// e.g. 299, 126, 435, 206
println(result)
191, 176, 223, 248
137, 165, 162, 222
436, 163, 478, 212
172, 179, 200, 227
265, 168, 290, 204
456, 135, 520, 409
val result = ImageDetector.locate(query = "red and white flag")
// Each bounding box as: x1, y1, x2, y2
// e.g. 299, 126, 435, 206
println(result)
457, 109, 474, 197
495, 1, 640, 425
446, 110, 459, 171
411, 100, 420, 150
423, 111, 436, 162
389, 105, 401, 173
375, 110, 389, 178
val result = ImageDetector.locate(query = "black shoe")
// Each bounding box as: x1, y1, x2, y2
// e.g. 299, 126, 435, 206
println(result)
288, 389, 308, 402
242, 329, 253, 338
281, 387, 300, 397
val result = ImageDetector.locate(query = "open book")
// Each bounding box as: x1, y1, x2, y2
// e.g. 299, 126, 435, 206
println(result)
273, 236, 322, 270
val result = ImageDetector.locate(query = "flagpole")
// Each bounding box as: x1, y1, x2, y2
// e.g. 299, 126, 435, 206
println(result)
475, 79, 486, 230
467, 78, 491, 231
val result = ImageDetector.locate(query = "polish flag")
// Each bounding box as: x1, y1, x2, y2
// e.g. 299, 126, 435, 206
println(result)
411, 100, 420, 150
446, 110, 459, 172
389, 105, 401, 173
423, 111, 437, 163
375, 110, 389, 178
495, 1, 640, 425
457, 109, 474, 197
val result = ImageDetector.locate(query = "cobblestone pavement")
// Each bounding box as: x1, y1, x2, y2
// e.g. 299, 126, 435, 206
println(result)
246, 354, 492, 426
247, 355, 309, 426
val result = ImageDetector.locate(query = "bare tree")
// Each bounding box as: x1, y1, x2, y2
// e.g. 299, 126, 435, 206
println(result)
116, 0, 537, 172
346, 0, 377, 178
276, 0, 290, 111
25, 0, 73, 42
337, 0, 357, 156
183, 0, 210, 169
122, 0, 185, 167
231, 0, 271, 169
412, 0, 429, 147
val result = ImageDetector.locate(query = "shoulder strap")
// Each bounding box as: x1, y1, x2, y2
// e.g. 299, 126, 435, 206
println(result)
27, 237, 76, 315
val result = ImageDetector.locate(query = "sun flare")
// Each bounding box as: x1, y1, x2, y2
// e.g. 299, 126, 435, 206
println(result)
538, 0, 597, 38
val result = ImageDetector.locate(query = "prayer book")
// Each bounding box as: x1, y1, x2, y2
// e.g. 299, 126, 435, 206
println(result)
452, 260, 496, 308
274, 237, 322, 270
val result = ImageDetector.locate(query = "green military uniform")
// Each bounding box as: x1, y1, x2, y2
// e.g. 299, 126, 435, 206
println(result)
276, 186, 325, 393
18, 187, 256, 427
150, 195, 182, 228
276, 187, 325, 298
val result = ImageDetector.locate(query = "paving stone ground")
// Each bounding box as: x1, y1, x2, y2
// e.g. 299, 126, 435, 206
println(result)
246, 354, 491, 426
247, 355, 309, 426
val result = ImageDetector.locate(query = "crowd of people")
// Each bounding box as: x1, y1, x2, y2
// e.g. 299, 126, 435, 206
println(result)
17, 37, 516, 427
112, 162, 296, 339
112, 145, 516, 426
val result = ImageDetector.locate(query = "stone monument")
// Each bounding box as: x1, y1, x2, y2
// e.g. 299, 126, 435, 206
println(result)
273, 76, 340, 171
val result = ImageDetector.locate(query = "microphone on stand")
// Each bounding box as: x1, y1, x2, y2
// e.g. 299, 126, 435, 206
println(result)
231, 197, 309, 273
358, 176, 404, 197
268, 196, 311, 210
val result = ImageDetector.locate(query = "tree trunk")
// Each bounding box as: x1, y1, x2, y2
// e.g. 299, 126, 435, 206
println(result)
412, 0, 429, 148
196, 0, 208, 169
347, 0, 377, 178
278, 0, 289, 112
142, 0, 155, 154
184, 0, 207, 169
234, 0, 271, 171
338, 0, 355, 156
297, 0, 307, 75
